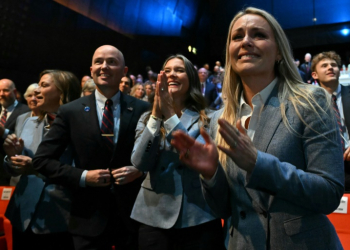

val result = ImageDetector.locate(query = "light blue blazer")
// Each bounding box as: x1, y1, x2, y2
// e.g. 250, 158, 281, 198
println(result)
202, 85, 344, 249
4, 114, 73, 233
131, 109, 218, 229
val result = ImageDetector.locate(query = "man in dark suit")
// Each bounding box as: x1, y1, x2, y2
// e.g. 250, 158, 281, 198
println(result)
0, 78, 30, 185
33, 45, 150, 250
300, 53, 313, 83
311, 51, 350, 192
198, 67, 218, 109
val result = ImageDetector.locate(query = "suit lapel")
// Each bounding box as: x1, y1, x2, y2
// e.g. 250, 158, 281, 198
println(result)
341, 85, 350, 133
81, 93, 106, 147
247, 83, 285, 210
180, 109, 200, 131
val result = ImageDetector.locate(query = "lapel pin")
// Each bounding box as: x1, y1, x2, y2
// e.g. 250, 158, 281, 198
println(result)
84, 106, 90, 112
127, 107, 133, 111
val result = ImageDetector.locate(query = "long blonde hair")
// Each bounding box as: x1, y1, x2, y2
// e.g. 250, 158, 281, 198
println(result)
217, 7, 332, 167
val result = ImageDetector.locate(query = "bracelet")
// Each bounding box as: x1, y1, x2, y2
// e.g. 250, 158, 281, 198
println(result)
151, 115, 162, 121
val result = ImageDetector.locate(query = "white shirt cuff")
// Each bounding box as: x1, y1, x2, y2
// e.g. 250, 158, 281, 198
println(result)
164, 115, 180, 135
200, 167, 219, 188
80, 170, 88, 187
147, 116, 161, 136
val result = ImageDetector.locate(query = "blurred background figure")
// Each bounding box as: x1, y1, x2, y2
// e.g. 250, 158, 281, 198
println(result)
119, 75, 132, 94
142, 83, 153, 102
130, 83, 145, 100
81, 78, 96, 96
81, 75, 91, 88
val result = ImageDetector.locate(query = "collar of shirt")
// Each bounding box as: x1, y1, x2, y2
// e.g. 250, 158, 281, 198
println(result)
95, 89, 120, 111
239, 77, 278, 139
333, 84, 341, 99
1, 99, 18, 113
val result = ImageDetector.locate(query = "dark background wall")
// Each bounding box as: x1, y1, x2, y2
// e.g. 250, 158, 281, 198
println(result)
0, 0, 349, 94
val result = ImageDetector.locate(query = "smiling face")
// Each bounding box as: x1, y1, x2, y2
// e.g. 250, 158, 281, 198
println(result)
164, 58, 189, 103
25, 90, 38, 111
90, 45, 128, 97
312, 58, 340, 87
229, 14, 279, 81
0, 79, 16, 108
134, 85, 144, 99
35, 74, 61, 113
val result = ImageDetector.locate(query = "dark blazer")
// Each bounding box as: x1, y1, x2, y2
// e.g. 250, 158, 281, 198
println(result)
204, 80, 218, 108
32, 92, 150, 237
0, 102, 30, 185
300, 62, 312, 82
2, 102, 30, 133
202, 85, 344, 249
341, 84, 350, 191
130, 110, 217, 229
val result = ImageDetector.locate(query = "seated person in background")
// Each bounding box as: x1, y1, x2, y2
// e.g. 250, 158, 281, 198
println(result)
171, 7, 344, 249
119, 75, 132, 94
82, 78, 96, 96
311, 51, 350, 192
3, 70, 81, 250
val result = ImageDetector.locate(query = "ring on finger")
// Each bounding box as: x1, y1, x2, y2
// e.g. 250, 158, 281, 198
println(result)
231, 141, 237, 149
119, 177, 125, 181
161, 88, 164, 91
184, 149, 190, 158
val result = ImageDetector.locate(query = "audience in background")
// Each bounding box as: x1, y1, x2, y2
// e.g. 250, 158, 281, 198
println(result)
300, 53, 313, 83
119, 75, 132, 94
130, 83, 145, 100
81, 78, 96, 96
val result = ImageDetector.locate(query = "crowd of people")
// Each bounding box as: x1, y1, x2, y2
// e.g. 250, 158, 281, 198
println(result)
0, 6, 348, 250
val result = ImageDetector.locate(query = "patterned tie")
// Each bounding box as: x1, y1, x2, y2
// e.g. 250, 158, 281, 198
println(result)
101, 99, 114, 151
201, 83, 205, 96
332, 94, 345, 152
0, 109, 7, 126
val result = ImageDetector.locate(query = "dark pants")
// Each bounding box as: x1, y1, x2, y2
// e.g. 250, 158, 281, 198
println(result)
138, 219, 226, 250
72, 198, 139, 250
13, 227, 74, 250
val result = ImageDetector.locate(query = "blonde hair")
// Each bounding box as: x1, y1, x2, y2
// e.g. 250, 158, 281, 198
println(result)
217, 7, 333, 167
130, 83, 144, 99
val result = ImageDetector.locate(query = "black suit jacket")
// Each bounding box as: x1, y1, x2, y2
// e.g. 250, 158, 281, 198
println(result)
300, 62, 312, 82
0, 102, 30, 185
204, 80, 218, 109
33, 92, 150, 236
341, 85, 350, 191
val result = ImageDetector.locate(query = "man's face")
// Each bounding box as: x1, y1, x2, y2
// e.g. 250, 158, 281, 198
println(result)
198, 68, 208, 82
0, 79, 16, 108
311, 58, 340, 86
90, 45, 127, 92
305, 54, 311, 63
119, 76, 131, 94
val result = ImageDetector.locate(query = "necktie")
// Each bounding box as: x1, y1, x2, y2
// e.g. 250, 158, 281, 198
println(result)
201, 83, 205, 95
0, 109, 8, 126
332, 94, 345, 152
101, 99, 114, 151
